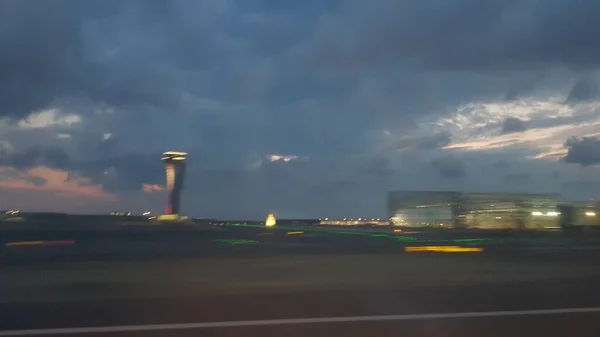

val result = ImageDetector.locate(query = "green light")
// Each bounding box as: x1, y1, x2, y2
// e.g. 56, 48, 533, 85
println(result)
214, 239, 258, 245
453, 238, 492, 243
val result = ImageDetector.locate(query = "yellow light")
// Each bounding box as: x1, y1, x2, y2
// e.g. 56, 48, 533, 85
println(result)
163, 151, 187, 156
405, 246, 483, 253
162, 151, 187, 162
5, 241, 44, 247
265, 213, 276, 227
586, 212, 596, 217
286, 231, 304, 235
165, 164, 175, 189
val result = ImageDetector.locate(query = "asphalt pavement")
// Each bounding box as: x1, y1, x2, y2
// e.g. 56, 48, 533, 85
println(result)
2, 223, 600, 336
2, 278, 600, 336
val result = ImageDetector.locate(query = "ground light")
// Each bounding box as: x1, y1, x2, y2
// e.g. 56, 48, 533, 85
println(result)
5, 240, 75, 247
405, 246, 483, 253
265, 213, 276, 227
213, 239, 258, 245
229, 223, 494, 245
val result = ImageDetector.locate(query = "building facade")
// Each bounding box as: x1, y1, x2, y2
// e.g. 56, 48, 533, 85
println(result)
388, 191, 563, 229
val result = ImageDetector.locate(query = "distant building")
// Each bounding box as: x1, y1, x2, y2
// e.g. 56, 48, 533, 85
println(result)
558, 201, 600, 229
161, 151, 187, 215
388, 191, 564, 230
319, 218, 389, 226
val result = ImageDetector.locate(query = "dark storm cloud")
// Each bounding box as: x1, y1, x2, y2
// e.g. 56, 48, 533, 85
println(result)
527, 108, 600, 130
4, 0, 600, 216
413, 132, 452, 151
566, 76, 600, 103
492, 160, 510, 171
393, 132, 452, 153
78, 152, 165, 192
503, 78, 538, 101
0, 0, 82, 119
500, 117, 527, 134
0, 147, 71, 170
359, 156, 393, 176
430, 157, 466, 179
563, 137, 600, 166
0, 144, 163, 193
0, 0, 246, 119
24, 175, 48, 187
311, 0, 600, 72
504, 173, 530, 183
0, 168, 47, 186
562, 180, 600, 200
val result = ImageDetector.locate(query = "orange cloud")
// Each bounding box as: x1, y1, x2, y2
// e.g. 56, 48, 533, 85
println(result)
0, 166, 115, 200
143, 183, 164, 193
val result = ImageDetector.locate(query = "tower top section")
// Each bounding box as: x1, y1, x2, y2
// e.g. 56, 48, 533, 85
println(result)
162, 151, 187, 161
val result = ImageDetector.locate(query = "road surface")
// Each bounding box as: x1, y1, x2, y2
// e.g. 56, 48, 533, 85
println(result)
2, 277, 600, 336
2, 224, 600, 336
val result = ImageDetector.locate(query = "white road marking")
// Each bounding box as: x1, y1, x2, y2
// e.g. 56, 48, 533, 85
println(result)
1, 307, 600, 336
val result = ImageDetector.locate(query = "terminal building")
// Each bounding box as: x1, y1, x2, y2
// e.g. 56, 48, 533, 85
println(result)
388, 191, 568, 230
319, 218, 389, 226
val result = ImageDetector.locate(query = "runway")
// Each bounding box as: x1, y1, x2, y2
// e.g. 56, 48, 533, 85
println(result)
2, 278, 600, 336
2, 223, 600, 336
3, 223, 600, 265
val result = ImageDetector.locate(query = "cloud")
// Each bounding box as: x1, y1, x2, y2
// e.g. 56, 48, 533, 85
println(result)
0, 166, 114, 200
430, 156, 466, 179
504, 172, 531, 183
0, 145, 164, 194
0, 146, 71, 170
562, 180, 600, 201
566, 76, 600, 103
3, 1, 600, 216
266, 154, 303, 163
143, 183, 164, 193
359, 156, 393, 177
438, 97, 600, 160
308, 1, 600, 73
394, 132, 452, 152
563, 136, 600, 166
0, 168, 46, 186
501, 117, 527, 134
492, 160, 510, 171
17, 109, 81, 129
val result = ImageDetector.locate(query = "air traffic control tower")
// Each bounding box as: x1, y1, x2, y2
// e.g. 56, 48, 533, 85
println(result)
161, 151, 187, 216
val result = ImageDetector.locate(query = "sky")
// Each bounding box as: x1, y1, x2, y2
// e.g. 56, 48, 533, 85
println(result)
1, 0, 600, 219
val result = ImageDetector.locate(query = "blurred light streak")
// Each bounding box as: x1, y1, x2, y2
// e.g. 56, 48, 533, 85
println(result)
405, 246, 483, 253
5, 240, 75, 247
